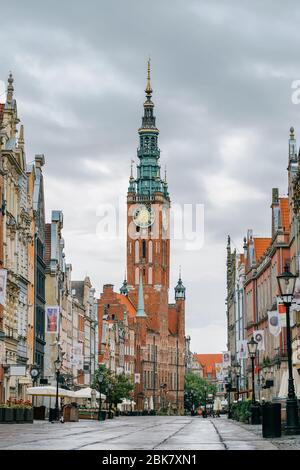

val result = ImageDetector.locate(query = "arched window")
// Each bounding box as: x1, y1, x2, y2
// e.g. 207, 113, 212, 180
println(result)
148, 267, 153, 285
135, 267, 139, 285
149, 240, 153, 263
142, 240, 146, 259
135, 240, 139, 263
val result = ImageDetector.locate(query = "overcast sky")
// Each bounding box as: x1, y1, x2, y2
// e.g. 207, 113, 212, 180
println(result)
1, 0, 299, 353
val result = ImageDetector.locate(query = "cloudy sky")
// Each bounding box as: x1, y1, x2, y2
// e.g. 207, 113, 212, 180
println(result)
1, 0, 299, 353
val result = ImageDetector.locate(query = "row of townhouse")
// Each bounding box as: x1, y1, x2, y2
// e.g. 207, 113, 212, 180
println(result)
226, 127, 300, 401
0, 74, 98, 402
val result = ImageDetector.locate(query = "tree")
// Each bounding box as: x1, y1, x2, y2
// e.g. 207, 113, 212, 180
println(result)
110, 374, 134, 409
184, 373, 216, 411
92, 364, 112, 392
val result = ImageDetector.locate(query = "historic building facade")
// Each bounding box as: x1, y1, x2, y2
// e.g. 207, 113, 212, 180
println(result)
98, 63, 186, 413
227, 127, 300, 402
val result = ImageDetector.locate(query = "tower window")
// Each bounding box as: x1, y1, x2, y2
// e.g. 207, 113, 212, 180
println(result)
135, 240, 139, 263
142, 240, 146, 259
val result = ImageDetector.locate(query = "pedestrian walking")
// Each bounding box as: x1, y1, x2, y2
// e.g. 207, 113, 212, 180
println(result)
213, 396, 222, 418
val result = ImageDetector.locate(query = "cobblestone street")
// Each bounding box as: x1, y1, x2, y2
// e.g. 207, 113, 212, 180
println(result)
0, 416, 281, 450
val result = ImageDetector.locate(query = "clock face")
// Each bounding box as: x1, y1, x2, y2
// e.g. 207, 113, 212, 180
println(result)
133, 205, 155, 228
30, 368, 39, 378
162, 206, 169, 231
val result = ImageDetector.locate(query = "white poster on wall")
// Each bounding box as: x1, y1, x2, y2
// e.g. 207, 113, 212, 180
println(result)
134, 373, 140, 384
222, 351, 231, 367
70, 343, 83, 368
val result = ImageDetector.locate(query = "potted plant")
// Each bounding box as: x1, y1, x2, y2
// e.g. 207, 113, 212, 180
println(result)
2, 405, 14, 423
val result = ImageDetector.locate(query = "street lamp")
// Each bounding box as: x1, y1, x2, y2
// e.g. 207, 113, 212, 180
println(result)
233, 361, 241, 401
107, 382, 112, 419
277, 264, 300, 435
54, 356, 62, 421
97, 372, 104, 421
247, 336, 260, 425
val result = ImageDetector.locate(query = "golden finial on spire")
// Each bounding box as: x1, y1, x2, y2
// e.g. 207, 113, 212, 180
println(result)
145, 57, 152, 96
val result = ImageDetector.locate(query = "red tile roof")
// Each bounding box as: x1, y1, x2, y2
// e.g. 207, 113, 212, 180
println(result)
116, 294, 136, 318
253, 237, 271, 263
194, 354, 222, 378
280, 197, 289, 232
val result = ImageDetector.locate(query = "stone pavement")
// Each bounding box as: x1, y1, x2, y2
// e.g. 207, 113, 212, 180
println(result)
0, 415, 280, 450
234, 419, 300, 450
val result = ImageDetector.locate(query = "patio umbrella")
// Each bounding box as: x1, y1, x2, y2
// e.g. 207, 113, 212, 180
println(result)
73, 387, 106, 400
26, 386, 76, 398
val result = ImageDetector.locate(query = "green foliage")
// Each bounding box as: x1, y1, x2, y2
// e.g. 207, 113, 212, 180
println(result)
184, 373, 217, 411
230, 400, 252, 423
92, 365, 134, 408
110, 374, 134, 407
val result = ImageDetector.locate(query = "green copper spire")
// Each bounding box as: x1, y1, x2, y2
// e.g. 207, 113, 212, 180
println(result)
136, 271, 147, 317
131, 60, 167, 197
175, 267, 186, 300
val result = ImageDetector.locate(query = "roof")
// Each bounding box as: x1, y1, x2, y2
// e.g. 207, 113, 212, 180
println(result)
168, 305, 177, 335
279, 197, 289, 232
194, 354, 222, 367
253, 237, 271, 263
194, 354, 222, 377
116, 294, 136, 318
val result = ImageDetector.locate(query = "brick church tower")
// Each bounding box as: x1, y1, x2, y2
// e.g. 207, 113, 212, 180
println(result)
125, 61, 186, 413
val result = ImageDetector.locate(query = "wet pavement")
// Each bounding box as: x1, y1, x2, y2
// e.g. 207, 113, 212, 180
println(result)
0, 415, 278, 450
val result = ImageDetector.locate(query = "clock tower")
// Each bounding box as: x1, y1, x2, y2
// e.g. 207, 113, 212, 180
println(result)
126, 60, 170, 331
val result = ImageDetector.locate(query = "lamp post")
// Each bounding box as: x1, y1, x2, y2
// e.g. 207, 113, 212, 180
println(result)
107, 382, 112, 419
54, 356, 62, 421
247, 336, 260, 424
98, 372, 104, 421
277, 265, 300, 435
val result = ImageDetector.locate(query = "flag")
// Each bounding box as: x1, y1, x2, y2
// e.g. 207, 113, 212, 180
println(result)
0, 269, 7, 306
277, 298, 286, 327
253, 330, 265, 351
45, 306, 59, 333
215, 363, 224, 381
238, 340, 248, 359
268, 310, 281, 337
222, 351, 231, 367
134, 373, 140, 384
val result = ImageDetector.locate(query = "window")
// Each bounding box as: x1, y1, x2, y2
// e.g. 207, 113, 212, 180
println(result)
142, 240, 146, 259
148, 267, 153, 285
135, 267, 139, 285
135, 241, 139, 263
149, 240, 153, 263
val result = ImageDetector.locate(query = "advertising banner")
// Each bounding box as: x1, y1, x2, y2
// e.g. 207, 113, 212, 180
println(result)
0, 269, 7, 306
238, 339, 248, 359
70, 343, 83, 368
222, 351, 231, 368
215, 363, 224, 381
134, 373, 140, 384
253, 330, 265, 351
268, 310, 281, 337
45, 306, 59, 333
277, 298, 287, 328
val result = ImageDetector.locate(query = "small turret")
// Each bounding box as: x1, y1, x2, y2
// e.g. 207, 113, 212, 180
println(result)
175, 267, 186, 300
120, 275, 129, 296
7, 72, 14, 104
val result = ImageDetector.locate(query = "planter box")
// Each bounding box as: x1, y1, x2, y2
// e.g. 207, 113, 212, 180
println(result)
0, 408, 4, 422
3, 408, 14, 423
24, 408, 33, 423
14, 408, 25, 423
